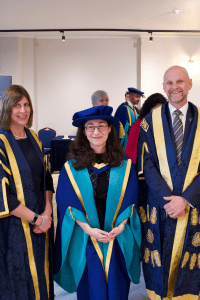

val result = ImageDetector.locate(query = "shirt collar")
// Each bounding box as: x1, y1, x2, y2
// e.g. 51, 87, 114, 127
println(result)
127, 100, 134, 108
168, 101, 188, 118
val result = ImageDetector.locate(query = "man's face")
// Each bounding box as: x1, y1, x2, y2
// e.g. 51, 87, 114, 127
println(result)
125, 94, 129, 101
163, 66, 192, 106
129, 93, 141, 105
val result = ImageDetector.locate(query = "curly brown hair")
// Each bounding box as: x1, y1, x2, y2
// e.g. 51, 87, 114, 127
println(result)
67, 122, 124, 170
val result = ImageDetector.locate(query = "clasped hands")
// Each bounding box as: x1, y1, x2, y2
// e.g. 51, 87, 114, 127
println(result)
163, 195, 189, 219
33, 213, 52, 234
88, 223, 125, 243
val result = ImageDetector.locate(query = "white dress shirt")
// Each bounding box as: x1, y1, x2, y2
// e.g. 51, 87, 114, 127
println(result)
168, 102, 188, 133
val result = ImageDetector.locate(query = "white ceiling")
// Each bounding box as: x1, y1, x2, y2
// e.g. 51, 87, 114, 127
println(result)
0, 0, 200, 39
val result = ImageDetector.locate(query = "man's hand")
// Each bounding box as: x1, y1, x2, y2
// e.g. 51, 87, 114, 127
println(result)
164, 196, 188, 219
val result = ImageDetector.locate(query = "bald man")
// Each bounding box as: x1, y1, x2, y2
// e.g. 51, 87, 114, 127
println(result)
137, 66, 200, 299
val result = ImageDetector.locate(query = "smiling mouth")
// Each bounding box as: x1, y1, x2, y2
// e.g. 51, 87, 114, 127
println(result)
170, 90, 182, 95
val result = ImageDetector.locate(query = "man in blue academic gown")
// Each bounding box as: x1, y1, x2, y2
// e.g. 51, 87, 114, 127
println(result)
137, 66, 200, 300
115, 87, 144, 150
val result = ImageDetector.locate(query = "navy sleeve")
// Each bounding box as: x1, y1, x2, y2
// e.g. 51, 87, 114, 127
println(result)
181, 174, 200, 207
6, 185, 21, 212
46, 168, 54, 192
114, 105, 128, 128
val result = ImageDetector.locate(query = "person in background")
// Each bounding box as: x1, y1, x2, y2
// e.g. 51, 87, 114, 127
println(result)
125, 91, 130, 101
125, 93, 167, 163
0, 85, 54, 300
91, 89, 125, 140
91, 90, 109, 106
54, 105, 141, 300
137, 66, 200, 299
114, 87, 144, 150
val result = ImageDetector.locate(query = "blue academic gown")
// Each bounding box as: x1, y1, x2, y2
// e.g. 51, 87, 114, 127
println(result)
54, 159, 141, 300
115, 102, 137, 150
0, 128, 54, 300
137, 102, 200, 300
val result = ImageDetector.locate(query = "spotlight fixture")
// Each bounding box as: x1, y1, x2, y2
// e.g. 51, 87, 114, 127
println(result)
173, 8, 180, 14
61, 31, 65, 41
149, 32, 153, 42
188, 59, 194, 64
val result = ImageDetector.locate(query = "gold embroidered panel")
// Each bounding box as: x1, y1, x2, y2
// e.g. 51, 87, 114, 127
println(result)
146, 229, 154, 244
192, 232, 200, 247
140, 118, 149, 132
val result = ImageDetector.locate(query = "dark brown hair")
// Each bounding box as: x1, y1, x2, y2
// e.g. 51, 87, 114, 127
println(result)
0, 85, 33, 130
139, 93, 167, 120
67, 122, 124, 170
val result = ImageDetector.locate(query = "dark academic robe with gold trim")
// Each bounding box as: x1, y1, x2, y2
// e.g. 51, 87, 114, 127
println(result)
137, 102, 200, 300
0, 128, 54, 300
115, 102, 138, 150
54, 159, 141, 300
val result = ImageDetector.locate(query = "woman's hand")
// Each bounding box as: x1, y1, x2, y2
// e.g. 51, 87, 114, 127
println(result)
33, 214, 52, 233
108, 223, 125, 239
89, 228, 114, 243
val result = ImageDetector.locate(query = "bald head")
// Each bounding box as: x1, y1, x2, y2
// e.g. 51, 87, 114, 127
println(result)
164, 66, 189, 82
163, 65, 192, 108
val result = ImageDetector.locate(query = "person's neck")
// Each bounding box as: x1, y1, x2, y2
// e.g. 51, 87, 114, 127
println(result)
168, 98, 187, 110
10, 125, 26, 138
92, 145, 106, 154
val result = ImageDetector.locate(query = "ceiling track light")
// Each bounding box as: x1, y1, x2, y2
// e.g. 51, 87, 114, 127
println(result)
61, 31, 65, 41
149, 32, 153, 42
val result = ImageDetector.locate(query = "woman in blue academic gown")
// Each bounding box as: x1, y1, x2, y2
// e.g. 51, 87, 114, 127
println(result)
0, 85, 54, 300
54, 105, 141, 300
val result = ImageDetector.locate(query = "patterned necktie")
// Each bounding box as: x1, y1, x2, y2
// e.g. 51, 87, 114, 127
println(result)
173, 109, 183, 166
133, 106, 137, 120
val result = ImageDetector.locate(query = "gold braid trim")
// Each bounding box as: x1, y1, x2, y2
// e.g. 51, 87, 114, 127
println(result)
105, 159, 132, 282
152, 107, 200, 299
138, 142, 149, 176
64, 162, 104, 270
44, 232, 49, 299
0, 134, 40, 300
0, 177, 10, 217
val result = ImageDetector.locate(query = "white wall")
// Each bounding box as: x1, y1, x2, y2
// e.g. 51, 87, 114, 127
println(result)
0, 37, 21, 84
1, 36, 200, 135
34, 38, 138, 135
141, 36, 200, 107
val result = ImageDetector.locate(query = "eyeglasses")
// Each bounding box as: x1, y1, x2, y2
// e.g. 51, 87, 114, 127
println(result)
85, 125, 108, 132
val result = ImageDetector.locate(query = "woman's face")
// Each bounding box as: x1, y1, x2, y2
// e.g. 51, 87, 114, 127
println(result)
84, 119, 111, 153
94, 97, 109, 106
10, 96, 31, 129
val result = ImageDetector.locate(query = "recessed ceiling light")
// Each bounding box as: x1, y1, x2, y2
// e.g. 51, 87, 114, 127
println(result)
173, 8, 180, 14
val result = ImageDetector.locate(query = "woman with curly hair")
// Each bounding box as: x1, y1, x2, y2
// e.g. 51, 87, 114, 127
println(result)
54, 105, 141, 300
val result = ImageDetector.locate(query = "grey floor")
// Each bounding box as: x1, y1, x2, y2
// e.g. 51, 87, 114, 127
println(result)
54, 267, 150, 300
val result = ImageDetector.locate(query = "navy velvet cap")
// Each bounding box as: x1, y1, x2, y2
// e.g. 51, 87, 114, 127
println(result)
72, 105, 119, 127
127, 87, 144, 95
